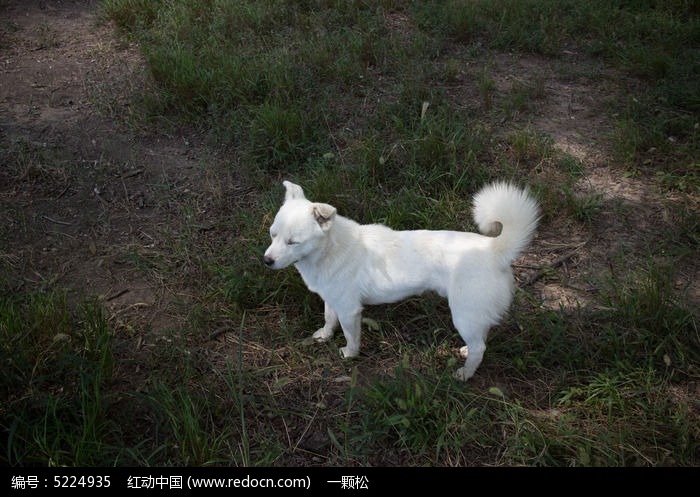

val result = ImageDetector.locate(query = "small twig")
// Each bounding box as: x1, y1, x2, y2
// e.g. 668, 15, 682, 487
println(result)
208, 326, 230, 341
110, 302, 150, 317
105, 289, 129, 302
46, 230, 76, 240
520, 250, 578, 288
55, 184, 70, 200
121, 178, 130, 212
42, 215, 72, 226
94, 187, 109, 208
121, 168, 144, 179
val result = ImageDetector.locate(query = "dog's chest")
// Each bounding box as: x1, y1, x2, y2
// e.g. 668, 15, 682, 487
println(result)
294, 263, 330, 295
294, 260, 356, 303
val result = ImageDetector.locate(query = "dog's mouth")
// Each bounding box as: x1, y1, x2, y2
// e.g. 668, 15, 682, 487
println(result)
263, 256, 301, 269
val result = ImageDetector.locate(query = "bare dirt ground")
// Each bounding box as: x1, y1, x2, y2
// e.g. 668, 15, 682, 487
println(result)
0, 0, 257, 400
512, 56, 696, 309
1, 0, 698, 463
1, 0, 238, 330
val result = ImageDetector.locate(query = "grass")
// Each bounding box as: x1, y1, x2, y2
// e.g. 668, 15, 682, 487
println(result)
1, 293, 117, 466
1, 0, 698, 467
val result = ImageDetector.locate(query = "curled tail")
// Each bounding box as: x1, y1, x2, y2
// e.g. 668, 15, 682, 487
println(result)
472, 182, 540, 266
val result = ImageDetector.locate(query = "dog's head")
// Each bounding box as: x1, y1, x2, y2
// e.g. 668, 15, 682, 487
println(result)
263, 181, 336, 270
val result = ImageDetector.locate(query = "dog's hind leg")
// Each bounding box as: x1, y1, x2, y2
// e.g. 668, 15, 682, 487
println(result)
312, 301, 338, 342
337, 312, 362, 359
453, 338, 486, 381
450, 306, 490, 381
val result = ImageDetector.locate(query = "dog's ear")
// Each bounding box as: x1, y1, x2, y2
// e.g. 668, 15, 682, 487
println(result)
283, 181, 306, 201
312, 203, 336, 231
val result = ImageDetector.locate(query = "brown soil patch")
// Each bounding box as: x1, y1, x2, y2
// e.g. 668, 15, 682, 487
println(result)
1, 0, 237, 334
472, 51, 699, 309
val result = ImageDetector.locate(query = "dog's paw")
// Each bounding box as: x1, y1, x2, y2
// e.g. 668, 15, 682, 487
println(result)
458, 345, 469, 359
339, 346, 359, 359
312, 329, 333, 342
453, 366, 473, 382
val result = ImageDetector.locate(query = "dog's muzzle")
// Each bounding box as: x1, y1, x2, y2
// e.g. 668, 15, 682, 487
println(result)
263, 255, 275, 267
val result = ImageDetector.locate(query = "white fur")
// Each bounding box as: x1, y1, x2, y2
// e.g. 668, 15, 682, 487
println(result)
263, 180, 539, 380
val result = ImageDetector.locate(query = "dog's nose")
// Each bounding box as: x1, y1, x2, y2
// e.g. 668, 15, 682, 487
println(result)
263, 255, 275, 267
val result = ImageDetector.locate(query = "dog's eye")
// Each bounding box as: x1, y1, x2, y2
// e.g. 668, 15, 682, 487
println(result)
286, 240, 299, 245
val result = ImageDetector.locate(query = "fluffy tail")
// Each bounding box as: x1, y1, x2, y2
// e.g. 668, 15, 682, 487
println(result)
473, 182, 540, 266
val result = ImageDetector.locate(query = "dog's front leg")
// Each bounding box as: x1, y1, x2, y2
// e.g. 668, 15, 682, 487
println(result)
338, 312, 362, 359
311, 302, 338, 342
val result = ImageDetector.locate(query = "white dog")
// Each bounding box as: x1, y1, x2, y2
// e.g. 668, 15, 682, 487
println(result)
264, 180, 539, 380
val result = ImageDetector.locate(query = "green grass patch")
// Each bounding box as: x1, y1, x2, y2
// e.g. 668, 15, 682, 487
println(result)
1, 292, 117, 466
102, 0, 699, 190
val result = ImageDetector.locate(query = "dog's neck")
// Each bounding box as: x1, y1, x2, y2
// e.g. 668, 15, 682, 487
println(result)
294, 214, 359, 285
